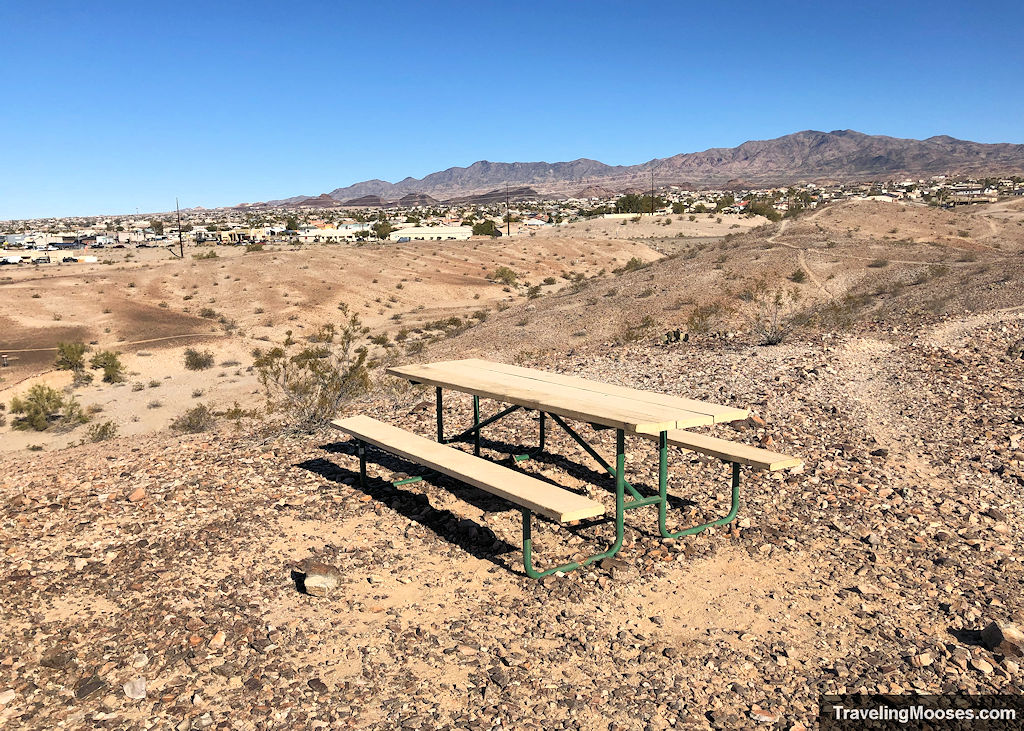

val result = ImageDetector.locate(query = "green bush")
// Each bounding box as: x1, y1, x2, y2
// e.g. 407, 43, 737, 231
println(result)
613, 257, 647, 274
55, 342, 89, 371
9, 384, 88, 431
171, 404, 216, 433
85, 420, 118, 442
89, 350, 124, 383
245, 242, 264, 252
790, 269, 807, 283
490, 266, 518, 286
183, 348, 215, 370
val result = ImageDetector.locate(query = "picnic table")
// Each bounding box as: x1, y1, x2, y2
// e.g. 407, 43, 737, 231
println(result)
333, 358, 801, 579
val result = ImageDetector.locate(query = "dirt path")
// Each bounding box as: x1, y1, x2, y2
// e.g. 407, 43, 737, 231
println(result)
768, 219, 832, 298
1, 332, 223, 354
924, 303, 1024, 348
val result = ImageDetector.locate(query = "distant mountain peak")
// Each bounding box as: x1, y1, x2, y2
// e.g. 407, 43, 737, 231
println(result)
256, 130, 1024, 207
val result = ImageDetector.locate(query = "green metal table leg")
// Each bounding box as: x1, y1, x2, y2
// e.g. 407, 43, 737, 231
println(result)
547, 413, 643, 501
445, 404, 521, 444
357, 441, 367, 489
521, 429, 627, 578
659, 459, 741, 538
435, 387, 444, 443
473, 395, 481, 456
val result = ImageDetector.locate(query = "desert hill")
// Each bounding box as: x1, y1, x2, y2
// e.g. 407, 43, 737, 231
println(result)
261, 130, 1024, 207
2, 198, 1024, 729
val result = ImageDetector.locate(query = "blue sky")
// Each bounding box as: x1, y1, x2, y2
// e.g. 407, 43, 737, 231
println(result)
2, 1, 1022, 219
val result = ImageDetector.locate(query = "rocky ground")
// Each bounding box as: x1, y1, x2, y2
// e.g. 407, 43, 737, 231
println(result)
2, 302, 1023, 729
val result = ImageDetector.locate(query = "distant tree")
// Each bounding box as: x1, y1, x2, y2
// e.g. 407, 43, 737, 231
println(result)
747, 201, 782, 222
473, 220, 501, 237
180, 223, 193, 233
151, 220, 165, 235
371, 221, 393, 240
284, 215, 300, 231
616, 194, 666, 214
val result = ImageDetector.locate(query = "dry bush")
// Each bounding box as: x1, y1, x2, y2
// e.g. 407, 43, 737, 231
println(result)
743, 281, 806, 345
171, 404, 216, 433
253, 304, 370, 430
183, 348, 215, 370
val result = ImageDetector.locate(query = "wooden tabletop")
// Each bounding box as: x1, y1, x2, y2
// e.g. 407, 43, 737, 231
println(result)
386, 358, 749, 435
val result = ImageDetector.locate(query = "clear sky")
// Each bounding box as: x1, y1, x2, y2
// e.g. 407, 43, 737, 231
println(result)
2, 1, 1022, 219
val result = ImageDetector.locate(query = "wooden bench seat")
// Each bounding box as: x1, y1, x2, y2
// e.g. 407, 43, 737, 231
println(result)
642, 429, 802, 471
331, 415, 605, 522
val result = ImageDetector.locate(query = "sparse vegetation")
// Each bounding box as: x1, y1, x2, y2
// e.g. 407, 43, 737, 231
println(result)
614, 257, 647, 274
171, 404, 216, 433
54, 342, 89, 372
252, 303, 370, 429
183, 348, 215, 370
89, 350, 124, 383
9, 385, 88, 431
490, 266, 518, 286
743, 281, 805, 345
84, 420, 118, 442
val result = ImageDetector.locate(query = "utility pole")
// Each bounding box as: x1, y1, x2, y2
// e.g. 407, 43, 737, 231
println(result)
176, 198, 184, 258
650, 170, 655, 216
505, 183, 510, 238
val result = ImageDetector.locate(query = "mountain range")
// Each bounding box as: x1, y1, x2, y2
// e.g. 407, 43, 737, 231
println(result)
254, 130, 1024, 207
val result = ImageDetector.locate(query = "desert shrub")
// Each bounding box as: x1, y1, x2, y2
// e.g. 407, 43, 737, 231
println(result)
89, 350, 124, 383
193, 250, 218, 260
85, 420, 118, 442
55, 342, 89, 372
542, 276, 557, 285
743, 281, 806, 345
527, 285, 542, 299
867, 258, 889, 268
9, 384, 88, 431
245, 242, 264, 252
198, 307, 218, 318
790, 268, 807, 283
171, 404, 216, 433
252, 304, 370, 429
183, 348, 215, 370
686, 302, 725, 334
616, 314, 659, 344
490, 266, 518, 286
614, 257, 647, 274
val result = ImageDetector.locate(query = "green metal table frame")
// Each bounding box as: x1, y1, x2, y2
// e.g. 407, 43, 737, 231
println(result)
425, 386, 743, 578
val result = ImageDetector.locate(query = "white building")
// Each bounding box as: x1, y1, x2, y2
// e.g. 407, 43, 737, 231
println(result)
388, 225, 472, 242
